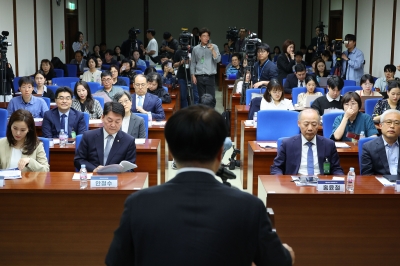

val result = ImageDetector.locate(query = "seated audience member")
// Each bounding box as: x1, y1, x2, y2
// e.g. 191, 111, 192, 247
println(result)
71, 81, 103, 119
74, 102, 136, 172
236, 58, 248, 78
113, 46, 125, 63
225, 53, 241, 76
132, 50, 146, 67
131, 74, 166, 120
147, 73, 172, 103
39, 59, 56, 85
314, 58, 329, 78
102, 49, 118, 65
92, 44, 101, 58
42, 87, 87, 138
311, 75, 344, 116
144, 66, 157, 76
0, 109, 49, 172
96, 56, 103, 69
283, 64, 311, 94
361, 109, 400, 175
222, 43, 231, 55
297, 75, 323, 107
235, 70, 251, 94
119, 58, 137, 84
33, 70, 55, 102
99, 42, 107, 59
252, 43, 278, 88
321, 50, 332, 70
277, 39, 296, 84
161, 60, 176, 85
51, 57, 69, 77
69, 50, 87, 73
95, 71, 124, 100
105, 104, 294, 265
7, 76, 49, 118
331, 92, 378, 141
114, 91, 146, 138
292, 51, 306, 72
271, 46, 281, 62
0, 53, 14, 102
271, 108, 344, 175
310, 56, 319, 74
374, 64, 396, 93
356, 74, 382, 96
372, 80, 400, 122
110, 65, 127, 86
81, 56, 102, 84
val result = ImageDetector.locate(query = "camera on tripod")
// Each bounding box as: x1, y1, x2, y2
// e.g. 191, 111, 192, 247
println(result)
228, 146, 240, 170
0, 31, 12, 53
315, 21, 326, 55
128, 27, 140, 40
244, 32, 261, 67
179, 28, 192, 59
332, 39, 347, 67
226, 27, 239, 43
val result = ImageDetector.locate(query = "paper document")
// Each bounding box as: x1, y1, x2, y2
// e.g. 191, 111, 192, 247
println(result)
258, 142, 277, 148
135, 138, 146, 144
244, 120, 254, 127
375, 176, 395, 187
0, 170, 22, 179
151, 121, 166, 126
335, 142, 350, 148
96, 161, 137, 173
89, 119, 102, 124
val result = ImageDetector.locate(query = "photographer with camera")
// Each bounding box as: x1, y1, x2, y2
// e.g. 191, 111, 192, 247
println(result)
121, 27, 144, 59
160, 32, 179, 59
0, 53, 14, 102
252, 43, 278, 88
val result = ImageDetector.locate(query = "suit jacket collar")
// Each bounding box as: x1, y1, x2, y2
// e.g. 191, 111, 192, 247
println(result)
292, 134, 327, 174
169, 171, 221, 185
127, 114, 138, 135
51, 107, 77, 133
96, 129, 126, 165
375, 136, 391, 173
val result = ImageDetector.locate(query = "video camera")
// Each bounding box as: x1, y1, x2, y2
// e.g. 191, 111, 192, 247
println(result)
216, 165, 236, 187
332, 39, 348, 67
0, 31, 12, 54
179, 28, 192, 59
226, 27, 239, 42
244, 32, 261, 67
315, 21, 326, 55
128, 27, 140, 40
228, 146, 240, 170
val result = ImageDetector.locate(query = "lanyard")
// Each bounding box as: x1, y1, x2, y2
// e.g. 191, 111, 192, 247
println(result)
258, 60, 269, 81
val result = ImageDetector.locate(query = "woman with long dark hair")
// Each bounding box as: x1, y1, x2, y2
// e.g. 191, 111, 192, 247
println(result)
71, 81, 103, 119
147, 72, 171, 103
277, 39, 296, 84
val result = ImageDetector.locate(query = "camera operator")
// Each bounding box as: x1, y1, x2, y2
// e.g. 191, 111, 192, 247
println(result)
0, 53, 14, 102
121, 27, 144, 59
160, 32, 179, 59
140, 29, 158, 67
235, 27, 247, 52
252, 43, 278, 88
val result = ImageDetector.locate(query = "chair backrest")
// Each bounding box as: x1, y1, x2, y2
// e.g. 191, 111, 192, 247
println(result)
322, 111, 345, 138
71, 81, 101, 94
277, 137, 289, 153
344, 80, 356, 87
42, 97, 50, 109
162, 86, 168, 92
364, 98, 381, 116
93, 96, 105, 109
83, 112, 89, 130
47, 85, 59, 95
135, 113, 149, 138
137, 65, 146, 72
156, 69, 163, 75
38, 137, 50, 163
119, 76, 130, 86
66, 64, 78, 77
135, 69, 143, 74
13, 76, 21, 93
144, 61, 150, 67
245, 88, 262, 105
0, 109, 8, 138
358, 137, 376, 174
291, 87, 307, 105
256, 110, 300, 141
282, 78, 286, 86
221, 54, 230, 65
117, 86, 129, 92
75, 134, 83, 172
101, 64, 111, 70
228, 74, 237, 79
52, 77, 79, 87
341, 86, 361, 95
54, 69, 64, 77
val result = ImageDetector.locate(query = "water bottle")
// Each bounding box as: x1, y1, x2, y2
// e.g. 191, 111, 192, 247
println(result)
253, 112, 258, 127
80, 164, 88, 189
359, 131, 365, 139
346, 167, 355, 192
59, 129, 67, 147
148, 112, 152, 127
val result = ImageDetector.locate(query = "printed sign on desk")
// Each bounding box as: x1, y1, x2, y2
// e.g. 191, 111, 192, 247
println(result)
396, 180, 400, 192
90, 176, 118, 188
317, 180, 345, 192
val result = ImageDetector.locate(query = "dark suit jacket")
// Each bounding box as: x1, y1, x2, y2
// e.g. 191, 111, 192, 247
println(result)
42, 107, 87, 138
105, 171, 292, 266
131, 93, 165, 120
74, 128, 136, 172
283, 73, 314, 94
361, 136, 400, 175
127, 113, 146, 138
277, 53, 295, 85
271, 134, 344, 175
69, 59, 87, 72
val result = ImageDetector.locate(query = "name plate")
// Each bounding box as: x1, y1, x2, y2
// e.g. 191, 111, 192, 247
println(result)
90, 176, 118, 188
317, 180, 345, 192
0, 176, 4, 187
396, 181, 400, 192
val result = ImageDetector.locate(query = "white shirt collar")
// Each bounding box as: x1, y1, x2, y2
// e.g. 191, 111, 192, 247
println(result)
103, 128, 118, 139
301, 134, 317, 146
326, 93, 341, 102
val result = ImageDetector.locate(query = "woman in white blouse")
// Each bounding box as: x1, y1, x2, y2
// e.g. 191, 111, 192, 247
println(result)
260, 79, 294, 110
356, 74, 382, 96
297, 75, 323, 107
81, 56, 102, 84
0, 109, 49, 171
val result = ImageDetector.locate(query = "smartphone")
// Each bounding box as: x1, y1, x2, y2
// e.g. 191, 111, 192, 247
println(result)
168, 62, 172, 68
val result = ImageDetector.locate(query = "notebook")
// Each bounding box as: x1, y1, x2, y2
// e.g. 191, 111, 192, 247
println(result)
305, 95, 322, 107
318, 77, 328, 88
383, 175, 400, 182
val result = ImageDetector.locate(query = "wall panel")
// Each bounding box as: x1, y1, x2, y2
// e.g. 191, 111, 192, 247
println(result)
52, 0, 66, 63
0, 0, 16, 70
36, 0, 52, 68
16, 0, 35, 76
356, 0, 373, 76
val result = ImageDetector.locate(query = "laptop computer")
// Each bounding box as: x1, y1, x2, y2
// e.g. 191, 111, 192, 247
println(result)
383, 175, 400, 182
360, 95, 382, 109
305, 95, 322, 107
318, 77, 328, 88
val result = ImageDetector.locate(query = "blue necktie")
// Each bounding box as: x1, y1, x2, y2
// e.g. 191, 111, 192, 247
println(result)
60, 114, 67, 133
306, 142, 314, 175
138, 96, 143, 107
104, 135, 113, 165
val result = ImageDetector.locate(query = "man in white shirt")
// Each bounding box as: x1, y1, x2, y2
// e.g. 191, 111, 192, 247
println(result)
141, 29, 158, 66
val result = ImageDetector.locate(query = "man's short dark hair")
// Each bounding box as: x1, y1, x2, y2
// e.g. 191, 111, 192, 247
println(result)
199, 27, 211, 37
294, 64, 306, 73
327, 75, 344, 91
342, 91, 362, 109
345, 34, 356, 42
163, 32, 171, 40
103, 101, 125, 118
55, 86, 73, 98
384, 64, 396, 73
75, 50, 84, 56
101, 70, 112, 78
18, 76, 34, 87
321, 50, 331, 58
147, 29, 155, 36
165, 105, 226, 163
104, 49, 114, 56
121, 58, 132, 67
200, 93, 214, 108
295, 51, 304, 57
231, 53, 241, 61
257, 43, 270, 53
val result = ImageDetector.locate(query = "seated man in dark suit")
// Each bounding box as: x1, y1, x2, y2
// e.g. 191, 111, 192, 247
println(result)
130, 74, 165, 120
361, 109, 400, 175
311, 75, 344, 116
105, 105, 294, 265
69, 50, 87, 73
42, 87, 87, 138
283, 64, 311, 94
74, 102, 136, 172
271, 108, 344, 175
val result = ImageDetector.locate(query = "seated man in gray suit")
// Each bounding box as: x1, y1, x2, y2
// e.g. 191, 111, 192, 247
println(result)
361, 109, 400, 175
113, 91, 146, 138
271, 108, 344, 175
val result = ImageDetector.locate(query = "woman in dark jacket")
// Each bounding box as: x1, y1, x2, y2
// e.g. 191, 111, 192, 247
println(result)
146, 72, 171, 103
276, 39, 296, 85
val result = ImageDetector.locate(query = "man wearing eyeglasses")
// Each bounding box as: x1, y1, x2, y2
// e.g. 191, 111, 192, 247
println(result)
361, 109, 400, 175
251, 43, 278, 88
95, 71, 124, 100
42, 87, 87, 138
130, 74, 165, 120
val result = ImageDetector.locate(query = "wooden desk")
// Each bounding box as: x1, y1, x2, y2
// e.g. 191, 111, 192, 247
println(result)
248, 141, 359, 195
240, 121, 256, 189
224, 84, 234, 110
258, 175, 400, 266
148, 124, 168, 184
230, 94, 241, 138
234, 105, 250, 143
49, 139, 161, 186
222, 78, 235, 108
0, 172, 148, 266
217, 63, 226, 88
161, 102, 176, 120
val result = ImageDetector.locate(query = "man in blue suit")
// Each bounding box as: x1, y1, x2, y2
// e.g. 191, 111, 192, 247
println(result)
131, 74, 165, 120
271, 108, 344, 175
42, 87, 87, 138
74, 102, 136, 172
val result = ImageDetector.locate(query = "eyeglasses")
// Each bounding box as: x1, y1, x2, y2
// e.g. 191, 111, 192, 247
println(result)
135, 83, 147, 88
343, 102, 358, 107
363, 83, 373, 87
102, 78, 112, 82
57, 96, 72, 101
118, 99, 130, 105
382, 120, 400, 126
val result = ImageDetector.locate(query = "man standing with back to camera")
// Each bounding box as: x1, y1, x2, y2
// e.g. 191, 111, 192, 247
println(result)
105, 105, 294, 266
190, 27, 221, 107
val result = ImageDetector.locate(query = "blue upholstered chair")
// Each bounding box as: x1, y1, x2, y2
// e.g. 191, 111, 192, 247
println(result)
119, 76, 130, 86
38, 137, 50, 163
358, 137, 376, 174
65, 64, 78, 77
137, 65, 146, 72
256, 110, 300, 141
0, 109, 8, 138
42, 97, 50, 109
135, 113, 149, 138
54, 69, 64, 77
322, 111, 345, 138
75, 134, 83, 172
52, 77, 79, 87
83, 113, 89, 130
245, 89, 262, 105
364, 98, 381, 116
47, 85, 59, 95
277, 137, 289, 153
93, 96, 104, 109
343, 80, 356, 87
341, 86, 361, 95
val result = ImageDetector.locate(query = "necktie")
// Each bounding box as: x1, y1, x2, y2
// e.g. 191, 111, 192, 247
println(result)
300, 80, 303, 87
306, 142, 314, 175
60, 114, 67, 133
103, 135, 113, 165
138, 96, 143, 107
